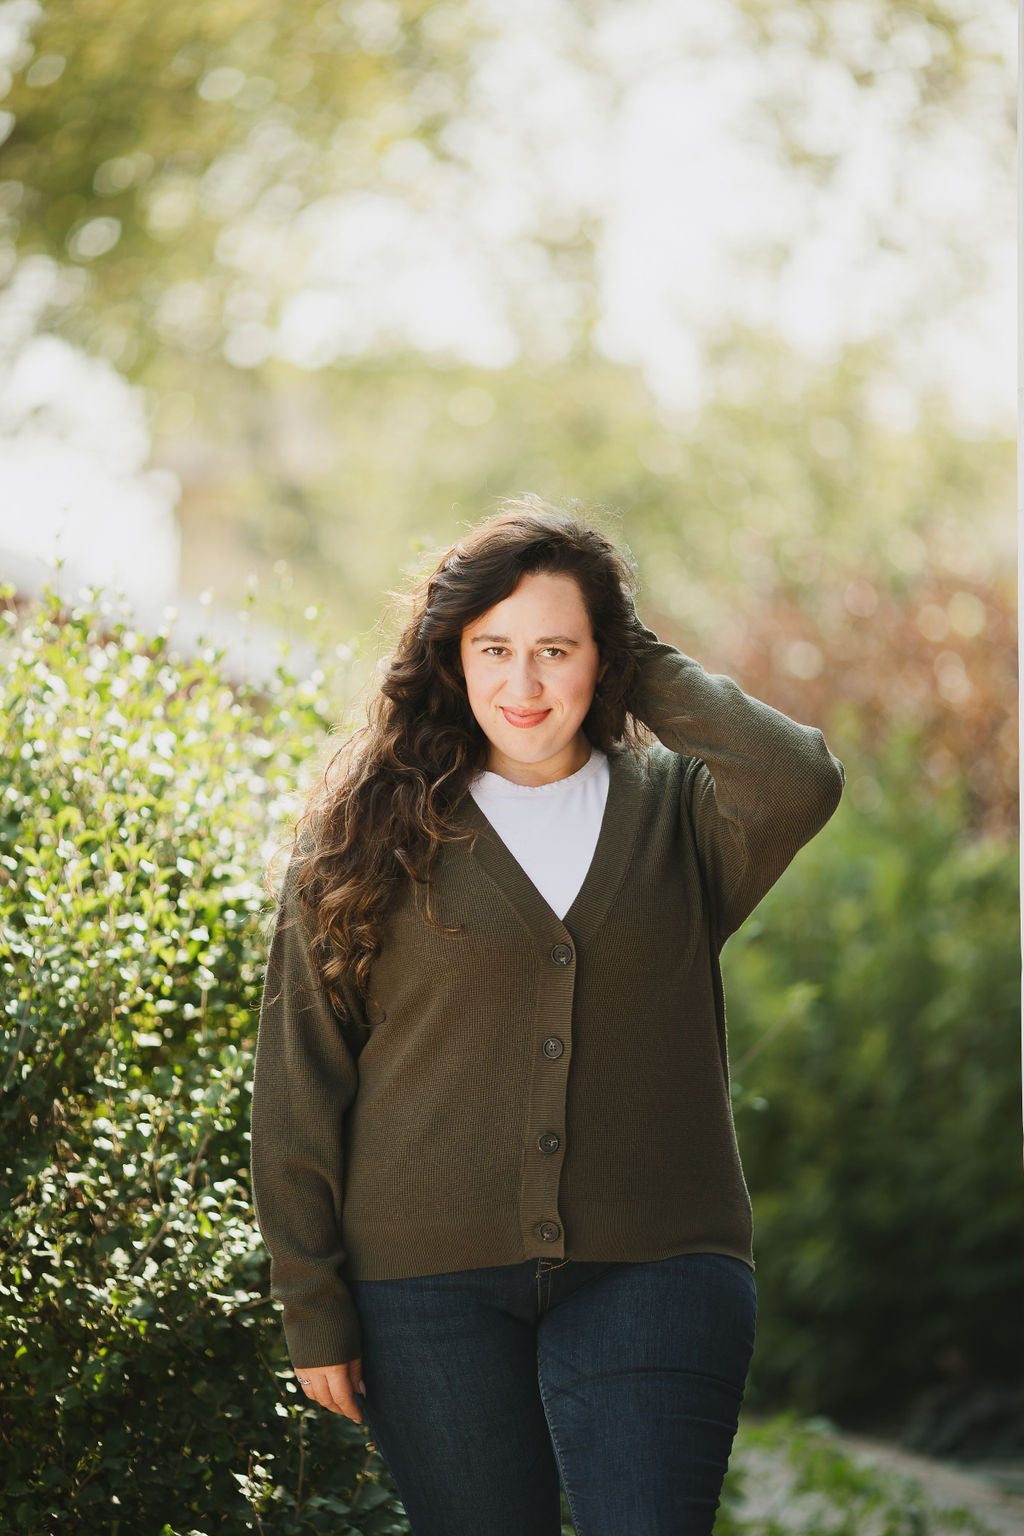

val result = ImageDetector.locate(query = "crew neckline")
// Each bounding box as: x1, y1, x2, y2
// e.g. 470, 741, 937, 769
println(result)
470, 745, 607, 796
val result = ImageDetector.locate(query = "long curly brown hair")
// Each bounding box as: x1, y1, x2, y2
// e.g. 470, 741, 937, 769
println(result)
270, 494, 654, 1024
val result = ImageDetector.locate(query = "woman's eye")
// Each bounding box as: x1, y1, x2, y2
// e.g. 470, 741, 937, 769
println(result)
482, 646, 565, 658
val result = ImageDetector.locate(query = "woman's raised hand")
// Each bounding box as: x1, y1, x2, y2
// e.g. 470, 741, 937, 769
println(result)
295, 1357, 366, 1422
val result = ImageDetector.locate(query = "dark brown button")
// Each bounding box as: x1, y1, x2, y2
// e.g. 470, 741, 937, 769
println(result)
538, 1132, 560, 1154
542, 1037, 564, 1059
539, 1221, 561, 1242
550, 943, 573, 966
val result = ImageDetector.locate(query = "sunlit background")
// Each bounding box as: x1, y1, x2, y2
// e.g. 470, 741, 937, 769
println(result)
0, 0, 1013, 656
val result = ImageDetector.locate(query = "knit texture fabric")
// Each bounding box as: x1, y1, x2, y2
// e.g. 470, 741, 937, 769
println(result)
249, 624, 846, 1369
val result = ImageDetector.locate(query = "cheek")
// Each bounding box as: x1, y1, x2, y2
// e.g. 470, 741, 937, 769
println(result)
461, 661, 492, 711
572, 661, 601, 706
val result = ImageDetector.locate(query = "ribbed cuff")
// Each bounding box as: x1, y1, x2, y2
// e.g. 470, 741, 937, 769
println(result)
283, 1292, 363, 1370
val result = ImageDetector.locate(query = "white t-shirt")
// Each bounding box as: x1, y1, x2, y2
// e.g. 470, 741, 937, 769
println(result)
467, 746, 611, 920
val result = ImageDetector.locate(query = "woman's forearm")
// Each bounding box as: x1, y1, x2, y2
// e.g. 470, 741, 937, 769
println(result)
629, 621, 845, 942
249, 871, 364, 1368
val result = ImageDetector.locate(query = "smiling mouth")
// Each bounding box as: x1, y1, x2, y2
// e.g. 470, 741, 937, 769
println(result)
501, 707, 551, 728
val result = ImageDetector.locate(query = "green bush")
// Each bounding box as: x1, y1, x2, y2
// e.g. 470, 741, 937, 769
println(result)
0, 584, 404, 1533
724, 725, 1022, 1435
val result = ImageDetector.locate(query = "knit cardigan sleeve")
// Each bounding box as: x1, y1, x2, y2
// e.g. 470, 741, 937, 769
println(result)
630, 622, 845, 947
249, 859, 366, 1369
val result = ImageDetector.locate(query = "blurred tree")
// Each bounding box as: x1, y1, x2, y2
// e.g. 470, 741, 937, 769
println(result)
696, 550, 1017, 843
0, 0, 1007, 384
152, 326, 1013, 670
0, 0, 483, 374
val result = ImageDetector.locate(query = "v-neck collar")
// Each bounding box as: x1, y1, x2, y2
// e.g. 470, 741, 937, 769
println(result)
455, 746, 645, 947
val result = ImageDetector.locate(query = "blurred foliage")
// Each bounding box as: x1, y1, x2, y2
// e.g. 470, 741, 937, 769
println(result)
0, 0, 481, 375
154, 327, 1014, 659
687, 532, 1017, 841
724, 724, 1021, 1433
0, 0, 1008, 385
717, 1412, 1001, 1535
739, 0, 1010, 150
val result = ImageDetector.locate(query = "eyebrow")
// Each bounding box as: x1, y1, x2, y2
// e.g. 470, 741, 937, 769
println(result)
469, 633, 581, 647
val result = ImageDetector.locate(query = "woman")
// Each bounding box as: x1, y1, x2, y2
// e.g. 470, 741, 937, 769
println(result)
250, 495, 845, 1535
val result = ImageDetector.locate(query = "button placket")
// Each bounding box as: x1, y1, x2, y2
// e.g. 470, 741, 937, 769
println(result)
518, 931, 576, 1261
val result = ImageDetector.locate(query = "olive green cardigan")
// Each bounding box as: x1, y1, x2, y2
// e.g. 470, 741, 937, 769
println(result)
249, 626, 845, 1369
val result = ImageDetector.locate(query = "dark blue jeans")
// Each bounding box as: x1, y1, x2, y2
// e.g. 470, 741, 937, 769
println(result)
348, 1250, 757, 1535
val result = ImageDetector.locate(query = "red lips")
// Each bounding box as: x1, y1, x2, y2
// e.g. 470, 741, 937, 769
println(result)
501, 707, 551, 728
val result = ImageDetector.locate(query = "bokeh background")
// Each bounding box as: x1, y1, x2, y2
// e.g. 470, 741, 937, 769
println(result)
0, 0, 1014, 663
0, 1, 1019, 1532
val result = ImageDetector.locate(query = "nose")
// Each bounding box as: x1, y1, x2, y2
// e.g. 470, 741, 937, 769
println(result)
506, 653, 543, 700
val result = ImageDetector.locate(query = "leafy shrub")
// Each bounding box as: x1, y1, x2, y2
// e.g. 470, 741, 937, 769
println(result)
0, 583, 404, 1533
725, 722, 1022, 1438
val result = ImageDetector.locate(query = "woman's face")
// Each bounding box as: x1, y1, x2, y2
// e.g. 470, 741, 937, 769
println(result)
458, 570, 608, 786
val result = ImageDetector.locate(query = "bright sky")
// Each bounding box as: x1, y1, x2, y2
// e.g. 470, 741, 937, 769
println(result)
0, 0, 1013, 609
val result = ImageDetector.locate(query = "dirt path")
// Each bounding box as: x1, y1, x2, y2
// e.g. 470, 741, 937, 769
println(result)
831, 1429, 1024, 1536
729, 1420, 1024, 1535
